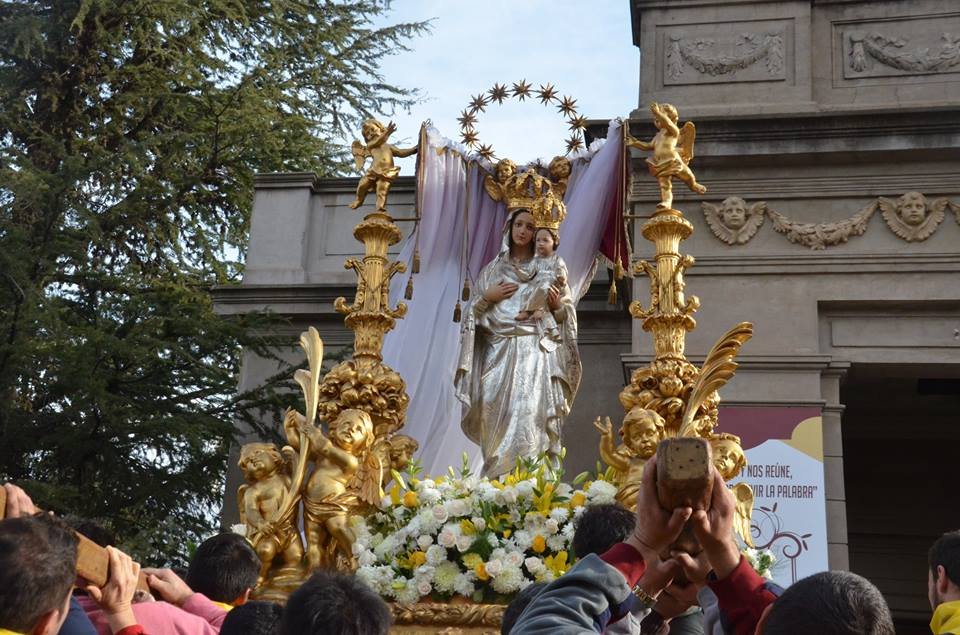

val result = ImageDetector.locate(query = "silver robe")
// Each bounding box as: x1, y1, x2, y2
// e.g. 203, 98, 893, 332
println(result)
455, 248, 582, 478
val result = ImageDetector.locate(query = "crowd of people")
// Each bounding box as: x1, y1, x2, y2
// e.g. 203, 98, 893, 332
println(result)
2, 459, 958, 635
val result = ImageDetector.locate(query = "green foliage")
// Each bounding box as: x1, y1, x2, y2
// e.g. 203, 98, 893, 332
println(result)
0, 0, 427, 566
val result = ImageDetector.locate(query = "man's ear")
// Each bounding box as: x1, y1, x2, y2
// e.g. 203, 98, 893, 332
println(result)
234, 587, 252, 606
33, 596, 70, 635
937, 565, 953, 596
754, 602, 774, 635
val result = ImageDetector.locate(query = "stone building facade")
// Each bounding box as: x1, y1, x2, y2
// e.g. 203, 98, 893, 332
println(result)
622, 1, 959, 630
217, 1, 958, 630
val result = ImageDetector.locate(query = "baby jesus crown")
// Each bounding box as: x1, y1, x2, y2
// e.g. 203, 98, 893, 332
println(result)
504, 169, 567, 231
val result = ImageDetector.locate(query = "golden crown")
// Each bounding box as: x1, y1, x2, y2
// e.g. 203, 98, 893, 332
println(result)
502, 169, 567, 231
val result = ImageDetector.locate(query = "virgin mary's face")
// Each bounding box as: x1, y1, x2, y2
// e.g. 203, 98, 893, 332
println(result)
511, 211, 535, 249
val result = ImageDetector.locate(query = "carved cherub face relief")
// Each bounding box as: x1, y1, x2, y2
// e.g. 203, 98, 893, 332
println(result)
495, 159, 516, 183
897, 192, 927, 226
702, 198, 766, 245
711, 438, 746, 480
621, 408, 664, 458
878, 192, 947, 243
720, 197, 747, 229
239, 443, 281, 481
548, 156, 571, 180
332, 409, 373, 452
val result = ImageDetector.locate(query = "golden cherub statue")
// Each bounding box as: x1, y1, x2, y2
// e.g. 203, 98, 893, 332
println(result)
375, 434, 419, 488
594, 407, 666, 509
349, 119, 418, 212
710, 432, 755, 547
237, 442, 305, 585
284, 407, 383, 571
626, 102, 707, 210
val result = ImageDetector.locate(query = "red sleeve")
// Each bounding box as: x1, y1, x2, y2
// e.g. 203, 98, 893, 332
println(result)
708, 556, 778, 635
114, 626, 145, 635
599, 542, 647, 588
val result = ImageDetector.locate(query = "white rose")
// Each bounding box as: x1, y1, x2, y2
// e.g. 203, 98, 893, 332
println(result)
485, 559, 503, 576
545, 518, 559, 535
499, 488, 518, 505
417, 579, 433, 596
505, 551, 524, 568
456, 534, 473, 552
438, 528, 457, 548
446, 498, 469, 517
471, 516, 486, 532
417, 534, 434, 551
525, 556, 544, 574
515, 480, 534, 499
432, 505, 449, 523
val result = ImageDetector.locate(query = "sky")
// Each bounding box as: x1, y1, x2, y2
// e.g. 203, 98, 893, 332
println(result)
373, 1, 640, 170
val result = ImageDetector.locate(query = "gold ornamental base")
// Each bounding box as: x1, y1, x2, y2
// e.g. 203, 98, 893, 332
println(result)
390, 601, 505, 634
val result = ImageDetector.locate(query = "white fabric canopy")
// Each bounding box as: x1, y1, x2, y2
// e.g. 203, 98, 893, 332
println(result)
382, 122, 623, 476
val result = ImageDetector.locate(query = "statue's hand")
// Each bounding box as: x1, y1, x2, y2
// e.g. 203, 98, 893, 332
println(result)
483, 280, 518, 302
546, 285, 562, 311
593, 416, 613, 437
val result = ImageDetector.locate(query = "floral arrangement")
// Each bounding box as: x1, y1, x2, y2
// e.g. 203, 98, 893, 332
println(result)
352, 453, 618, 605
345, 452, 776, 605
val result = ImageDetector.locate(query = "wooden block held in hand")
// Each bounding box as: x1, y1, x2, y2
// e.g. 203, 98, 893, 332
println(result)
656, 437, 713, 511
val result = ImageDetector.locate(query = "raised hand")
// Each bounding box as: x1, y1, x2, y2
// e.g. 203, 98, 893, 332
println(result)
143, 567, 194, 606
688, 466, 740, 579
86, 547, 139, 633
592, 416, 613, 438
627, 456, 692, 557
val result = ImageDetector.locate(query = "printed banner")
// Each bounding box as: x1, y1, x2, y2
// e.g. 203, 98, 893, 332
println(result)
719, 406, 830, 588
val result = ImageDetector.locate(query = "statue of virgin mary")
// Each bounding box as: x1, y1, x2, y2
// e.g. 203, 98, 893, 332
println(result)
454, 201, 582, 478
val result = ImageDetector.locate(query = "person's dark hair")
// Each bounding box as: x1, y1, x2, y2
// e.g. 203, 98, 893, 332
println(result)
0, 514, 79, 632
63, 515, 117, 548
280, 569, 391, 635
763, 570, 894, 635
929, 530, 960, 586
501, 582, 546, 634
186, 533, 259, 604
572, 503, 636, 558
220, 600, 283, 635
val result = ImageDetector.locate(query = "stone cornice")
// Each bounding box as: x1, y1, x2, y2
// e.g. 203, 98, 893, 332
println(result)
254, 172, 415, 194
674, 252, 960, 276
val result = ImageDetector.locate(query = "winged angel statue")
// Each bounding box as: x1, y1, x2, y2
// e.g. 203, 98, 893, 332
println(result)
348, 119, 418, 212
626, 102, 707, 210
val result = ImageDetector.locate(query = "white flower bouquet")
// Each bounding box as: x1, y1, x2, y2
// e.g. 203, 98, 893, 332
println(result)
353, 453, 618, 605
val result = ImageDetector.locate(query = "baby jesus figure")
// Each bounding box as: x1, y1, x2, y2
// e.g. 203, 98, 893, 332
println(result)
514, 228, 567, 352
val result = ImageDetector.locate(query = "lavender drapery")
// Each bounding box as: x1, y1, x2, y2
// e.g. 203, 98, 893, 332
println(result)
382, 122, 623, 476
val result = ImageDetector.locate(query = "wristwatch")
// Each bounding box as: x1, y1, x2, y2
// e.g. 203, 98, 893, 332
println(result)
632, 582, 659, 609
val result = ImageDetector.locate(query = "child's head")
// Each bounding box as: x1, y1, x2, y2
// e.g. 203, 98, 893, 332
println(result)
494, 158, 516, 182
620, 407, 665, 458
331, 409, 374, 453
361, 119, 384, 141
220, 600, 283, 635
659, 103, 679, 123
710, 433, 747, 479
239, 443, 282, 482
388, 435, 419, 471
186, 533, 260, 605
548, 156, 571, 180
534, 228, 558, 257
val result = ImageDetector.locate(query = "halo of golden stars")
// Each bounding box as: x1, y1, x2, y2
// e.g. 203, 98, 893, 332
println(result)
458, 80, 587, 161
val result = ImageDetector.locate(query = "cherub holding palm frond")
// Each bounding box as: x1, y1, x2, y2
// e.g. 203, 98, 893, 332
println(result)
284, 407, 383, 571
349, 119, 418, 212
625, 102, 706, 210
